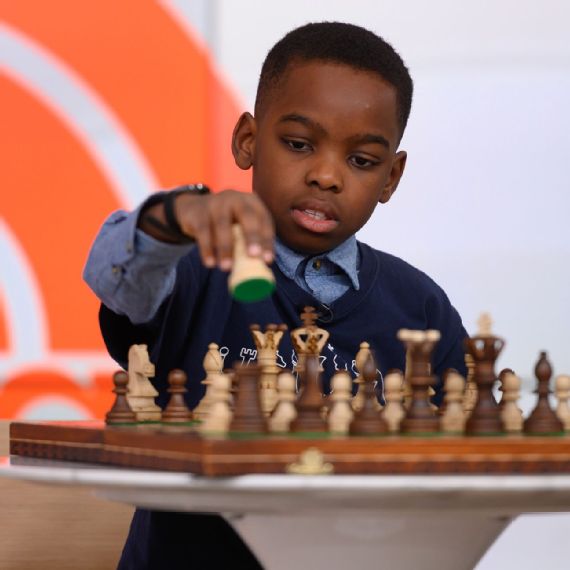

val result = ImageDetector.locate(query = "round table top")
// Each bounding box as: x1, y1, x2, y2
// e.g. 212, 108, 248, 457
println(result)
4, 455, 570, 515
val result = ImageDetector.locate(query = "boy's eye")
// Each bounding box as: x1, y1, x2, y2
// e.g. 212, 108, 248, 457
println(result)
349, 155, 379, 169
284, 139, 312, 152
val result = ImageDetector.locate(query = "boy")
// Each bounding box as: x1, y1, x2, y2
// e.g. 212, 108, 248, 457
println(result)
85, 22, 467, 570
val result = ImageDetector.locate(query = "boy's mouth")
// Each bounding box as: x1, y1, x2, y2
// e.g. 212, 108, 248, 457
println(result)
291, 204, 339, 234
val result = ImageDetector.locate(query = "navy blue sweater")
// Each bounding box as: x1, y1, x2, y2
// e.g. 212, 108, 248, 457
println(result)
101, 241, 467, 407
104, 241, 467, 569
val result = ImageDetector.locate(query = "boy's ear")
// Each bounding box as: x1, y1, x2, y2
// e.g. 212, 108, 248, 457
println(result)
232, 112, 257, 170
379, 150, 407, 204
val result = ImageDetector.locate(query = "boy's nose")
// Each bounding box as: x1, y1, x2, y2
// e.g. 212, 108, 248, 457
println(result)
305, 154, 343, 193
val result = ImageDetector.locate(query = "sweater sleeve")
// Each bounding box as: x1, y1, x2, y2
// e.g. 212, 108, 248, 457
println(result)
82, 200, 194, 324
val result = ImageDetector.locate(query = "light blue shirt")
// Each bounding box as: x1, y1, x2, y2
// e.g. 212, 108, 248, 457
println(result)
274, 236, 360, 305
84, 203, 360, 323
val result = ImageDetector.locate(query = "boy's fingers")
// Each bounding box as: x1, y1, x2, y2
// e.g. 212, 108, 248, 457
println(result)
235, 205, 264, 258
210, 210, 233, 271
189, 218, 216, 268
253, 202, 275, 263
243, 200, 274, 263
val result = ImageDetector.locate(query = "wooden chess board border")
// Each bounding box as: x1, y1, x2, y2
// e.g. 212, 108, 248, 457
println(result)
10, 421, 570, 476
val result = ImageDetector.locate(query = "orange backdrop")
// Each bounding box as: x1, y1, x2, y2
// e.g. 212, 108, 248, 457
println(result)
0, 1, 249, 419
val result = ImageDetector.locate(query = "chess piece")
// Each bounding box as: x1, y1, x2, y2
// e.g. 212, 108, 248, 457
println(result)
289, 307, 329, 432
555, 375, 570, 431
162, 369, 193, 423
440, 370, 466, 433
382, 369, 405, 433
398, 329, 440, 433
291, 354, 328, 432
403, 345, 413, 408
463, 353, 477, 417
524, 352, 564, 434
464, 316, 504, 435
269, 371, 297, 433
105, 371, 137, 424
200, 372, 233, 434
328, 371, 354, 435
500, 371, 523, 433
229, 364, 268, 433
228, 224, 275, 302
353, 341, 381, 411
438, 368, 456, 416
477, 313, 494, 336
497, 368, 515, 410
290, 306, 330, 376
250, 323, 287, 416
194, 343, 224, 420
350, 353, 388, 435
126, 344, 162, 421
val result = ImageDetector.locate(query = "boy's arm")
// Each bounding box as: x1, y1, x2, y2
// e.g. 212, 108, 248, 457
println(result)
83, 199, 194, 324
84, 188, 275, 324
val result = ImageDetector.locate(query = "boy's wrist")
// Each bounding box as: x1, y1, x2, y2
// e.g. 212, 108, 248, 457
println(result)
138, 185, 210, 244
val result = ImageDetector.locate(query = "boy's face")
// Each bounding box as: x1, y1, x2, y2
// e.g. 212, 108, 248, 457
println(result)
233, 60, 407, 254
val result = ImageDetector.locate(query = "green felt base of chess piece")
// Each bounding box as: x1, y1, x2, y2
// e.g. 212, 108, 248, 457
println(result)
232, 277, 275, 303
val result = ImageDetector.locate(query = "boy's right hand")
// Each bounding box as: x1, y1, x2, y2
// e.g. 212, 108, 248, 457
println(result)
139, 189, 275, 271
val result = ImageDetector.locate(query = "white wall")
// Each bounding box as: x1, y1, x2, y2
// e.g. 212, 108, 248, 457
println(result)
195, 5, 570, 566
195, 0, 570, 384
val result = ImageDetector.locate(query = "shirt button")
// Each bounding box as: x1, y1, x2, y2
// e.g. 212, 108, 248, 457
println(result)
112, 265, 120, 275
312, 259, 322, 270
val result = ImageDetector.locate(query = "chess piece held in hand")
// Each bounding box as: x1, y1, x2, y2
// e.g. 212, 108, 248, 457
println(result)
228, 224, 275, 302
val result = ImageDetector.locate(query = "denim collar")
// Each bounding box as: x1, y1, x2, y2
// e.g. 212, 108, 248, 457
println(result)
274, 235, 360, 290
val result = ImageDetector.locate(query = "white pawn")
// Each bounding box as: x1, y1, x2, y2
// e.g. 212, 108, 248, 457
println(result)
353, 341, 371, 412
328, 371, 354, 435
555, 375, 570, 431
193, 343, 223, 420
500, 371, 523, 433
269, 372, 297, 433
200, 373, 232, 435
440, 371, 467, 433
382, 370, 405, 433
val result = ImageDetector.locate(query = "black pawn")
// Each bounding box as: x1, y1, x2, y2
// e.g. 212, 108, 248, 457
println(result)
162, 369, 193, 423
106, 371, 136, 425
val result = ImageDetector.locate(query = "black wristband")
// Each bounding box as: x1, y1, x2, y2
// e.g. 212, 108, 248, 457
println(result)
141, 184, 210, 244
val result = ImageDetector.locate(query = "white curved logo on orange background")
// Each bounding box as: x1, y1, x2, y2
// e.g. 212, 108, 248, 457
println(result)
0, 1, 249, 418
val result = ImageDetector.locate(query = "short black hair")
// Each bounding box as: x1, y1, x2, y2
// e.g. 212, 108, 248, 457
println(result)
255, 22, 413, 138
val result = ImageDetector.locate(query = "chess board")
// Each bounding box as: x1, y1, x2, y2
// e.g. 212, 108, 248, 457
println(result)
10, 420, 570, 477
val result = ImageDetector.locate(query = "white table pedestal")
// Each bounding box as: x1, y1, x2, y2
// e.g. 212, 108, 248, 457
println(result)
229, 512, 509, 570
4, 458, 570, 570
